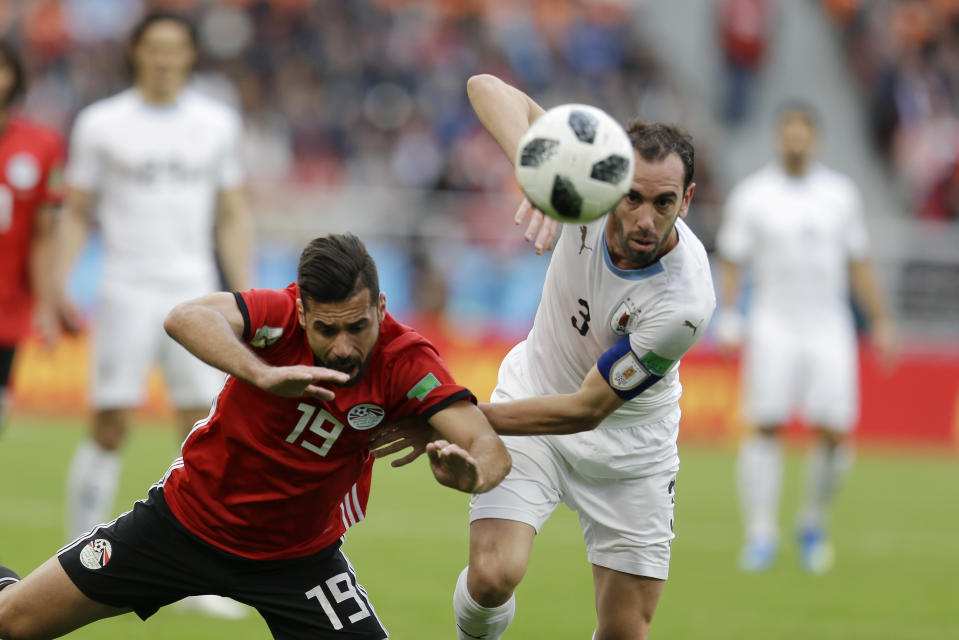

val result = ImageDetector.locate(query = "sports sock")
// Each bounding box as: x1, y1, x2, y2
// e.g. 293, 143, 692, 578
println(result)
736, 433, 783, 543
0, 566, 21, 592
65, 439, 122, 540
798, 438, 853, 531
453, 566, 515, 640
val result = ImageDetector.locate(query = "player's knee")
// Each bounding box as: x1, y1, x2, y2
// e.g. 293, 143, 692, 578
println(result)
92, 411, 127, 450
467, 561, 523, 607
595, 619, 652, 640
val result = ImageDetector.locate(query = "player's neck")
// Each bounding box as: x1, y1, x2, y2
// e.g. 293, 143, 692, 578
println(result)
135, 82, 185, 106
0, 109, 8, 133
781, 158, 810, 177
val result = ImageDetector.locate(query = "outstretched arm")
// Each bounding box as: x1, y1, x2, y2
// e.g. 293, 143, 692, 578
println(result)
423, 400, 511, 494
480, 366, 625, 436
164, 292, 348, 400
467, 74, 558, 254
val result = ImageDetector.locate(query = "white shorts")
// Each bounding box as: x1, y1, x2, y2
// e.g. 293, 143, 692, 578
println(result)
470, 436, 678, 580
470, 342, 679, 580
743, 314, 858, 432
92, 282, 225, 410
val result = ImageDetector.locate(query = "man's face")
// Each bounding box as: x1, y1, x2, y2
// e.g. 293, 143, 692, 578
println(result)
297, 288, 385, 387
778, 111, 817, 169
131, 20, 195, 98
606, 150, 694, 270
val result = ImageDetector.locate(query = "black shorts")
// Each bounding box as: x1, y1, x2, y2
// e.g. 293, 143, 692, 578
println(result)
58, 487, 389, 639
0, 345, 15, 389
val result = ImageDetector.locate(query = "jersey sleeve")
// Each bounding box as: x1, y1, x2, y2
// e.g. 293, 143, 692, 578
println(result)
387, 339, 475, 421
842, 180, 869, 260
65, 109, 103, 192
716, 182, 755, 264
598, 301, 712, 400
217, 110, 244, 190
233, 287, 298, 356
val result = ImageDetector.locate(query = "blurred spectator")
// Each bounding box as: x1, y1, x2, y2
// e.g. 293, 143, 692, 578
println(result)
717, 0, 773, 124
824, 0, 959, 215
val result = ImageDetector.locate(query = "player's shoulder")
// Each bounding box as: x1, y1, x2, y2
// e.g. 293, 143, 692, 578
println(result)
811, 163, 860, 197
659, 220, 716, 311
6, 117, 63, 151
378, 314, 438, 362
181, 90, 242, 128
72, 90, 137, 134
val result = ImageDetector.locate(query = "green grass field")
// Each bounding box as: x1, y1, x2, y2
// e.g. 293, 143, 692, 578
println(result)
1, 414, 957, 639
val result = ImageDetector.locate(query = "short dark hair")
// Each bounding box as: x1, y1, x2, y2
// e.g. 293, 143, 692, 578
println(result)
297, 234, 380, 307
777, 100, 820, 131
625, 120, 695, 191
129, 11, 198, 50
0, 41, 26, 107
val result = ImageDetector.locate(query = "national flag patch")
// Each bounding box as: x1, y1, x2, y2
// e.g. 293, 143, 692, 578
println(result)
251, 324, 283, 347
407, 373, 441, 401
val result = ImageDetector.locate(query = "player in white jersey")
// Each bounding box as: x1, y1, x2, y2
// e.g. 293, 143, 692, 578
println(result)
374, 74, 715, 640
715, 103, 896, 574
45, 12, 251, 618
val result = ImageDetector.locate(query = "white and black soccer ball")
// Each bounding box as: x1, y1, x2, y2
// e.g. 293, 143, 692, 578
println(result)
514, 104, 634, 222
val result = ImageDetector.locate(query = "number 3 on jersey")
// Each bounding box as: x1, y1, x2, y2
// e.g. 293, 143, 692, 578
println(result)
286, 403, 344, 456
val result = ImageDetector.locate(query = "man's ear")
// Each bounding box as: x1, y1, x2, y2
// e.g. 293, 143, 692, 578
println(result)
296, 297, 306, 329
679, 182, 696, 219
377, 293, 386, 322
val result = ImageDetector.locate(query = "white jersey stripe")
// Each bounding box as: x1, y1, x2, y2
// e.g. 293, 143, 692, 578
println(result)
350, 484, 365, 521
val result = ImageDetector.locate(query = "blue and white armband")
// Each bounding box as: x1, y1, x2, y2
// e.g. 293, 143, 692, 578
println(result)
596, 336, 676, 400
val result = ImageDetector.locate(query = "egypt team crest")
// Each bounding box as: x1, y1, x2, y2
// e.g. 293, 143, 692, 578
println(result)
79, 539, 113, 571
347, 403, 385, 430
608, 297, 641, 336
5, 152, 40, 191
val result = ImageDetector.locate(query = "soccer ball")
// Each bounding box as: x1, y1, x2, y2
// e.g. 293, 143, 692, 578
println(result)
514, 103, 634, 222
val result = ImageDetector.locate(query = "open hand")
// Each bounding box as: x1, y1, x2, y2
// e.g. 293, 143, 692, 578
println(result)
369, 417, 433, 467
426, 439, 481, 493
254, 365, 349, 401
514, 197, 559, 255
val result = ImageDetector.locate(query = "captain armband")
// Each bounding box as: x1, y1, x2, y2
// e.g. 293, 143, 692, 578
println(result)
596, 336, 676, 400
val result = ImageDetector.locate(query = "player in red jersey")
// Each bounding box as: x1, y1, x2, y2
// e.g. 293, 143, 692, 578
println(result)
0, 233, 510, 639
0, 41, 68, 434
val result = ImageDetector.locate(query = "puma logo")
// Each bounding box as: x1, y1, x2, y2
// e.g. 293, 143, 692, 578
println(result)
683, 319, 702, 335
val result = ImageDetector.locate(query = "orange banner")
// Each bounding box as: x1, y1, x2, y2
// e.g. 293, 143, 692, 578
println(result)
10, 334, 959, 450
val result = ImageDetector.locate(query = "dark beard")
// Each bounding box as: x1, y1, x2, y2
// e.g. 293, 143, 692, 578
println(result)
314, 353, 370, 387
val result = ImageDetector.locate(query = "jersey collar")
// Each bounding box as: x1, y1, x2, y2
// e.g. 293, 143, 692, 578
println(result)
601, 228, 670, 280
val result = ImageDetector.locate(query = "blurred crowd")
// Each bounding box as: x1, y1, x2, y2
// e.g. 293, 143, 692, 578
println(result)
2, 0, 728, 335
3, 0, 703, 208
823, 0, 959, 220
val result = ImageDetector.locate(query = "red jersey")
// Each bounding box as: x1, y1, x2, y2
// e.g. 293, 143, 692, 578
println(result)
0, 117, 64, 345
161, 284, 474, 560
0, 118, 63, 345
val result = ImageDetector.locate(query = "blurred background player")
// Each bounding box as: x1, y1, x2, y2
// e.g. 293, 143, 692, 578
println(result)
0, 41, 66, 436
46, 11, 251, 617
715, 103, 897, 574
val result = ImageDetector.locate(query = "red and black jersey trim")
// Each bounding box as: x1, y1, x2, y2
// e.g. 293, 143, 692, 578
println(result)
419, 389, 476, 421
232, 291, 251, 342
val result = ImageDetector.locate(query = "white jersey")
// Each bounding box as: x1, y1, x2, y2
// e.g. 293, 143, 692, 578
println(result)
717, 162, 868, 330
522, 216, 715, 431
66, 88, 244, 290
